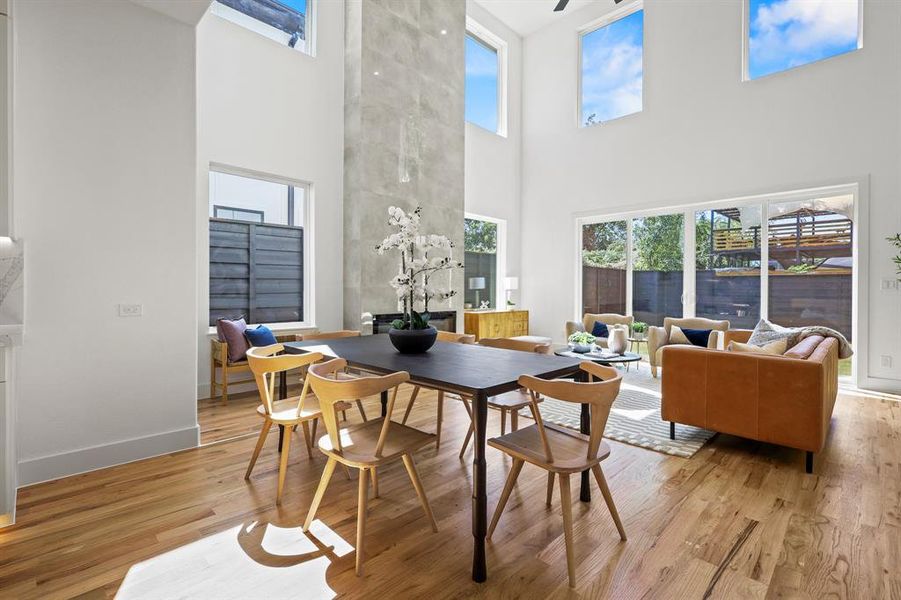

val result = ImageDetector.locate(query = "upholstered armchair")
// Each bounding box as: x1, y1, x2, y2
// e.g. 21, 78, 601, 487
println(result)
565, 313, 633, 349
647, 317, 730, 377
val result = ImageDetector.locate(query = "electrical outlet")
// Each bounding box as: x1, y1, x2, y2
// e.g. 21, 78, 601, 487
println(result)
118, 304, 143, 317
881, 355, 893, 368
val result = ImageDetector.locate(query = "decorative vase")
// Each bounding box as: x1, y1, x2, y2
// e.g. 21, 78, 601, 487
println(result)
388, 326, 438, 354
609, 327, 628, 355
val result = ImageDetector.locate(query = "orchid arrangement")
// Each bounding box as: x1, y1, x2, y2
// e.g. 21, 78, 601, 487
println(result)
375, 206, 463, 330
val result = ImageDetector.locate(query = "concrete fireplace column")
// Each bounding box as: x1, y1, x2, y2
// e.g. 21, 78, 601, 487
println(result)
343, 0, 465, 329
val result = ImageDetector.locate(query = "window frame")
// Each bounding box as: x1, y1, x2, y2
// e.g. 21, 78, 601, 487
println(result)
464, 212, 507, 310
212, 0, 317, 58
208, 164, 315, 331
741, 0, 863, 81
573, 182, 861, 383
465, 17, 508, 138
577, 1, 644, 129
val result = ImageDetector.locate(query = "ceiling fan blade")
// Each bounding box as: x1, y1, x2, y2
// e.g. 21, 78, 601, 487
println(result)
553, 0, 570, 12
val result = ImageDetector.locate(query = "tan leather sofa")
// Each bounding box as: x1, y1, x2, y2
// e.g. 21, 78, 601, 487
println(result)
648, 317, 730, 377
660, 330, 839, 473
565, 313, 633, 348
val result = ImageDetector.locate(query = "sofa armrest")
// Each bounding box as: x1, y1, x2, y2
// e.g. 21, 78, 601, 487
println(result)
565, 320, 584, 339
647, 325, 668, 367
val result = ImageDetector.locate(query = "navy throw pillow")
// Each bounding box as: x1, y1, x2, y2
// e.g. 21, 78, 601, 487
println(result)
591, 321, 609, 338
244, 325, 278, 347
682, 328, 712, 347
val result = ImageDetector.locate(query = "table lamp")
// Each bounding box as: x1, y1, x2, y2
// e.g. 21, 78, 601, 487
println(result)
468, 277, 486, 308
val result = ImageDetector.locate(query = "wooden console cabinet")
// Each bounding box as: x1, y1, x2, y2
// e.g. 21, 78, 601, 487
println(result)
464, 310, 529, 341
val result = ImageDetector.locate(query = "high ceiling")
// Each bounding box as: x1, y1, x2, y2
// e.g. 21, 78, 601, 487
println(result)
473, 0, 598, 37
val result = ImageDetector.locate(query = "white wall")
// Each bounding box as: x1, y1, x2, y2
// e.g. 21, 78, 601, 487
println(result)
13, 0, 199, 485
465, 1, 522, 305
520, 0, 901, 392
196, 0, 344, 398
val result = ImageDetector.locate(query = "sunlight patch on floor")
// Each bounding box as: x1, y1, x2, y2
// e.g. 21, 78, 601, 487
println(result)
116, 520, 351, 599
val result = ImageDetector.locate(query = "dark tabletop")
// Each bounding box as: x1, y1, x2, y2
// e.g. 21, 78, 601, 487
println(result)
284, 334, 583, 397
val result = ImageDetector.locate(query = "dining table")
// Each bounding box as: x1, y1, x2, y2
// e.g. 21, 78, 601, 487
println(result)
283, 334, 587, 583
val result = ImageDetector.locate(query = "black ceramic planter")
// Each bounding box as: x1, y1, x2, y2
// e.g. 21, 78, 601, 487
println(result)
388, 326, 438, 354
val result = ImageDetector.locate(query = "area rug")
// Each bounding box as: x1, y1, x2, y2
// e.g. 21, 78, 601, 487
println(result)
535, 369, 716, 458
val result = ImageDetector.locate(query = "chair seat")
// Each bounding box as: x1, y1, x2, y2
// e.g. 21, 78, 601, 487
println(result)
488, 423, 611, 474
318, 418, 436, 466
258, 396, 325, 423
488, 390, 543, 411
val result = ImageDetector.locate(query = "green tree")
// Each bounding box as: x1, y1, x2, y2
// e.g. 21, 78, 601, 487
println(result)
581, 221, 627, 269
633, 214, 683, 271
464, 219, 497, 254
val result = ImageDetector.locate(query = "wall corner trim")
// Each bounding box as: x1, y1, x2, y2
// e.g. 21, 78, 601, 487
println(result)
17, 425, 200, 487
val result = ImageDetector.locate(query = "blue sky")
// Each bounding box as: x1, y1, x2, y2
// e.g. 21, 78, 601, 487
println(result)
465, 35, 499, 133
276, 0, 306, 15
749, 0, 859, 79
580, 9, 643, 126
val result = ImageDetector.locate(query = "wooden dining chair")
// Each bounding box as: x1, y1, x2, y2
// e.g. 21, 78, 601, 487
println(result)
298, 330, 368, 422
302, 358, 439, 576
486, 361, 626, 587
400, 330, 476, 450
457, 337, 553, 458
244, 344, 327, 505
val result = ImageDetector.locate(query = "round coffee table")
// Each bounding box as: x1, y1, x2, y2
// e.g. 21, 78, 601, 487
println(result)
555, 348, 642, 370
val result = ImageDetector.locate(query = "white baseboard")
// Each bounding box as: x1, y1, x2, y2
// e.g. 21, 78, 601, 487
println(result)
17, 425, 200, 487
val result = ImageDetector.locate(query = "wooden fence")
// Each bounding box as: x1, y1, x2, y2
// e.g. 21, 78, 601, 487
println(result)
209, 219, 304, 326
582, 265, 852, 338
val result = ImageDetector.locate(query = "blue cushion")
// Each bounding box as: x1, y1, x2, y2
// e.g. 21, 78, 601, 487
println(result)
682, 328, 712, 347
591, 321, 609, 338
244, 325, 278, 347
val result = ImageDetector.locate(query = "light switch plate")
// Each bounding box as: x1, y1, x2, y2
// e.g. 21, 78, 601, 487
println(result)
118, 304, 143, 317
881, 279, 898, 291
881, 355, 893, 368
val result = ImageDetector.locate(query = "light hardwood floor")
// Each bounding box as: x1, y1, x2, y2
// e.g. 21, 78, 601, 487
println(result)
2, 386, 899, 599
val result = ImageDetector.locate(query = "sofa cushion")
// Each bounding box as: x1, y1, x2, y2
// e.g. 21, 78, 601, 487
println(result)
784, 335, 826, 360
727, 339, 787, 356
216, 317, 249, 363
748, 318, 801, 348
591, 321, 609, 338
670, 325, 710, 347
245, 324, 278, 347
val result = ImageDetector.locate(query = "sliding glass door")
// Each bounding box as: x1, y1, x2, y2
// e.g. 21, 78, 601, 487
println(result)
694, 206, 761, 329
581, 221, 627, 315
576, 187, 856, 380
632, 214, 683, 327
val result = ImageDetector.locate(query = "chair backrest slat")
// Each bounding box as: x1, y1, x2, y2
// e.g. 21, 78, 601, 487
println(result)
246, 344, 325, 416
436, 331, 476, 344
518, 361, 621, 461
306, 359, 410, 460
300, 330, 361, 341
479, 337, 552, 355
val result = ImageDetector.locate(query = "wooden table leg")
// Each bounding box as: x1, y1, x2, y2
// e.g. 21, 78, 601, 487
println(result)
471, 389, 488, 582
277, 424, 285, 453
381, 390, 388, 417
578, 369, 591, 503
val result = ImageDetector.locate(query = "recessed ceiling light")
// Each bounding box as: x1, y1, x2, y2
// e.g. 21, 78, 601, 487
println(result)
373, 71, 380, 75
440, 29, 447, 35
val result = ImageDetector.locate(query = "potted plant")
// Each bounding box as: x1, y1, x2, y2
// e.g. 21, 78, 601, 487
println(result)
567, 331, 596, 354
889, 234, 901, 280
375, 206, 462, 353
631, 321, 648, 339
